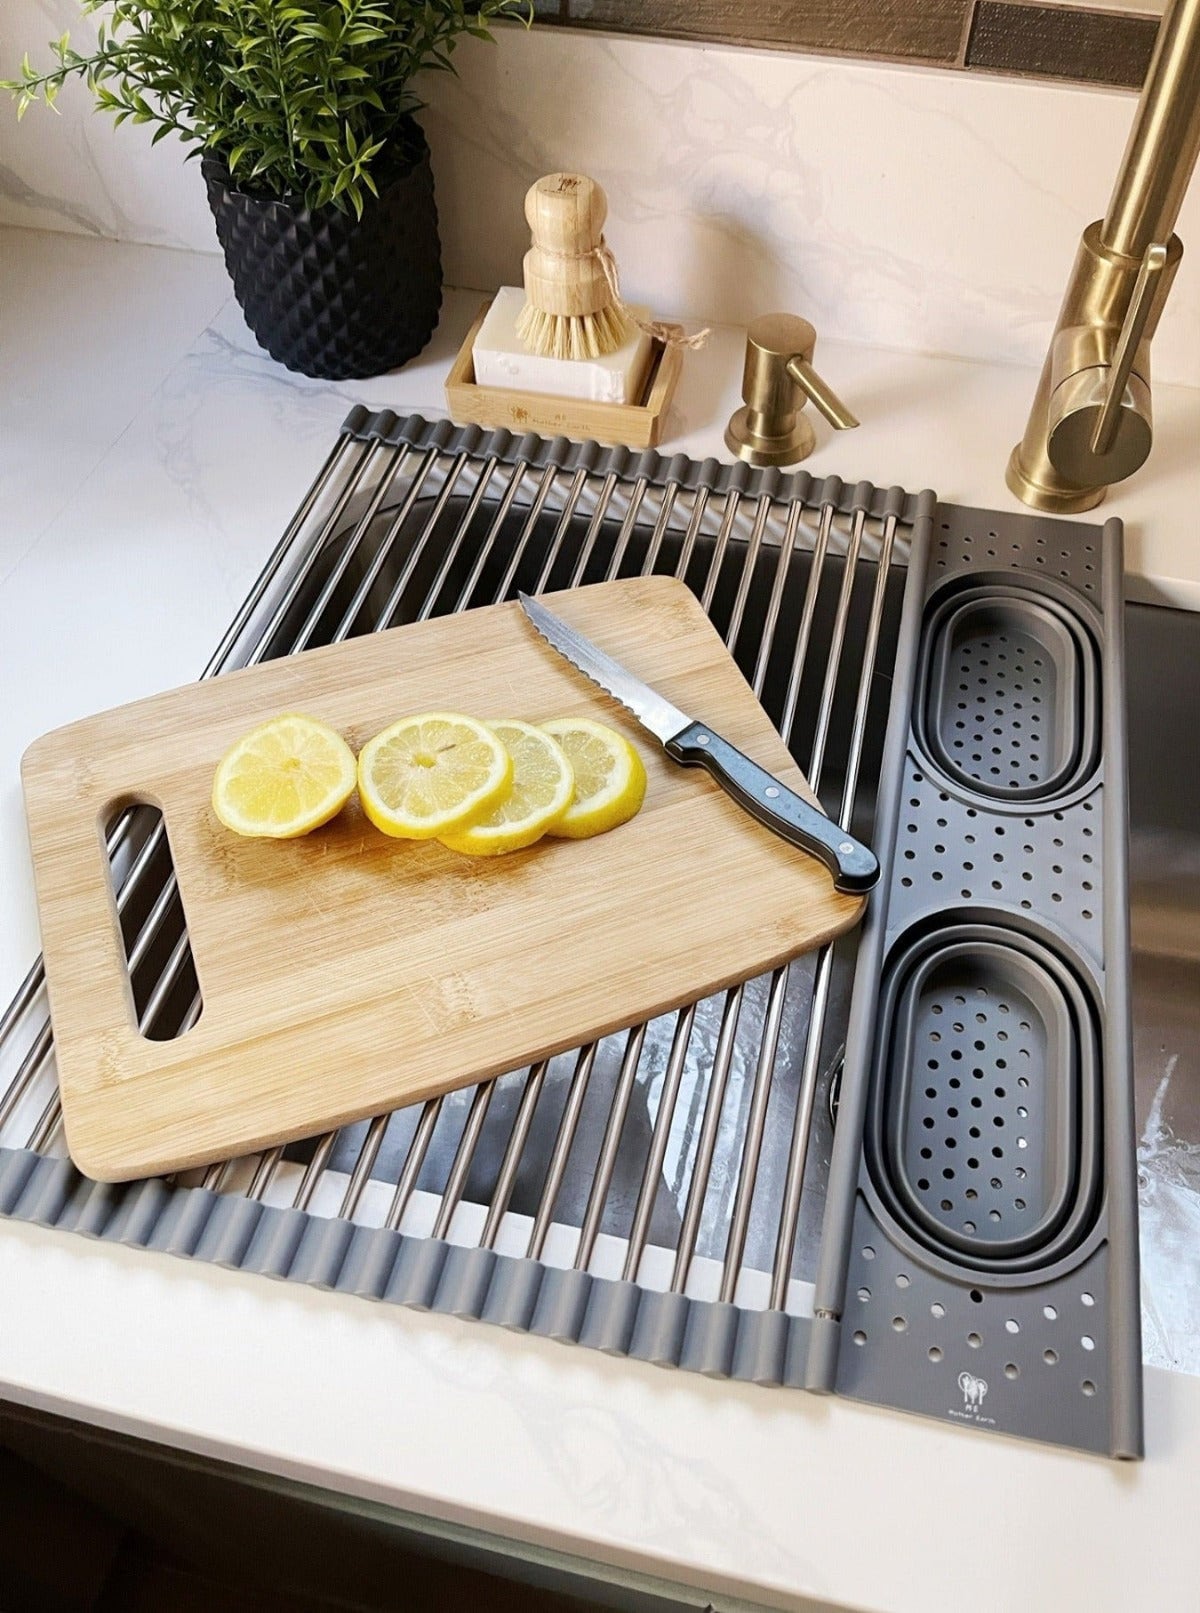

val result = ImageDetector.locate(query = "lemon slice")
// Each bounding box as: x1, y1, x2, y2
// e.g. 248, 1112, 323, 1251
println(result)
539, 717, 646, 840
440, 720, 575, 857
211, 713, 357, 839
357, 712, 513, 840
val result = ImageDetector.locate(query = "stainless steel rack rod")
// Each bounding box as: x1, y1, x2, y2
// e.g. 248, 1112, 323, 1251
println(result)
567, 472, 622, 589
670, 985, 745, 1293
738, 505, 868, 1309
768, 510, 900, 1310
527, 1045, 598, 1262
661, 502, 803, 1298
574, 1026, 647, 1272
479, 1061, 547, 1251
715, 501, 844, 1304
623, 1003, 696, 1284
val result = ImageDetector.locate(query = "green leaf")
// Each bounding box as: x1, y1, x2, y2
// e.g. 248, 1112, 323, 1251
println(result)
3, 0, 530, 207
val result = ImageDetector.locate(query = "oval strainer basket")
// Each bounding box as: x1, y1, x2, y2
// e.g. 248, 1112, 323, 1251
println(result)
917, 582, 1100, 802
865, 920, 1102, 1273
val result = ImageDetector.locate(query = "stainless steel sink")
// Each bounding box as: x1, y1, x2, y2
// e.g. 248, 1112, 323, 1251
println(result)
1127, 603, 1200, 1374
0, 412, 1195, 1399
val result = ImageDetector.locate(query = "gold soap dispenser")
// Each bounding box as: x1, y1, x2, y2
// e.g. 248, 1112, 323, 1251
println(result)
725, 314, 859, 467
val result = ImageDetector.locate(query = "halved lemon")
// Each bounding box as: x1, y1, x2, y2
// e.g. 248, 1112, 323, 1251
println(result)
357, 712, 513, 840
211, 713, 357, 839
539, 717, 646, 840
440, 719, 575, 857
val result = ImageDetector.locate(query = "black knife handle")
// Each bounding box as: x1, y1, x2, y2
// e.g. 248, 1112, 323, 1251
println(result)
664, 723, 879, 894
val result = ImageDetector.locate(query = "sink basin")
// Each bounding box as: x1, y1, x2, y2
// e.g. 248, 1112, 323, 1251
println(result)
0, 407, 1194, 1400
173, 482, 1200, 1380
1127, 603, 1200, 1375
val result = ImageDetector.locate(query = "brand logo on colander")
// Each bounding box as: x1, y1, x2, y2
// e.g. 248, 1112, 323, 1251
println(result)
949, 1368, 996, 1426
958, 1371, 988, 1410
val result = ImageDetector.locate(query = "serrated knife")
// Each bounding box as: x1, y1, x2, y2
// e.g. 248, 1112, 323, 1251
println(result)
518, 592, 879, 894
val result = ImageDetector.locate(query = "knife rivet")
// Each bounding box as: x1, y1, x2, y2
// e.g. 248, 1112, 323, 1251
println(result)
840, 841, 855, 855
765, 786, 780, 798
697, 734, 710, 746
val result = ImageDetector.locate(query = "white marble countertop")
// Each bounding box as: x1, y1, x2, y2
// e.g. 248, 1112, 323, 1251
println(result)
3, 223, 1200, 1612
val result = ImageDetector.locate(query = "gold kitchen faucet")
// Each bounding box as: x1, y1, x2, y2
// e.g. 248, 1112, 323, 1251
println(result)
1008, 0, 1200, 512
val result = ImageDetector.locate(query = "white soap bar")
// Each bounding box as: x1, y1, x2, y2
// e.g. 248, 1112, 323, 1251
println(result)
472, 285, 653, 404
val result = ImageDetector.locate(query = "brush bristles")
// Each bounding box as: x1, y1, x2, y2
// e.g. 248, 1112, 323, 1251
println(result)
515, 300, 633, 360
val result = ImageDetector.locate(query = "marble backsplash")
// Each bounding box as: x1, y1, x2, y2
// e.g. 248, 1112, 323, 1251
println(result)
2, 6, 1198, 383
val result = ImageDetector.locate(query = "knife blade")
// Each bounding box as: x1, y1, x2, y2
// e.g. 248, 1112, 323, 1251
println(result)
518, 592, 879, 894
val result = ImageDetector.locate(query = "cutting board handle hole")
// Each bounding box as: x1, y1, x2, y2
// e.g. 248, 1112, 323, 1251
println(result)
103, 800, 205, 1042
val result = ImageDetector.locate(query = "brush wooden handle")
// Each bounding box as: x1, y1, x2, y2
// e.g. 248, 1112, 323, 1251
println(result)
522, 173, 614, 319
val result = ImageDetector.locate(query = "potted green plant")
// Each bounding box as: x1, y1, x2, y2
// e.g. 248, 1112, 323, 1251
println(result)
3, 1, 532, 379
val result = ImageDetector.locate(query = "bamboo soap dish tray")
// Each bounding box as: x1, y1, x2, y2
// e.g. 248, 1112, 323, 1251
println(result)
445, 297, 682, 449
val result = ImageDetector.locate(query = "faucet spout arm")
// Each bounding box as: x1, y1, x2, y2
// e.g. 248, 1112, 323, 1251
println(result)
1007, 0, 1200, 512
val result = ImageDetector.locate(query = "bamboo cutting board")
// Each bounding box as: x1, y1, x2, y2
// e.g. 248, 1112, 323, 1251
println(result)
22, 576, 865, 1182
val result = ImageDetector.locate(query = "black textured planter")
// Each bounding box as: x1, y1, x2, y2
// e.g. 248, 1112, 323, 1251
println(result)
202, 118, 442, 380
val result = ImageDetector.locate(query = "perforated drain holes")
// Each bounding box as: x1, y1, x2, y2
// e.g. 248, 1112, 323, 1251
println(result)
865, 921, 1102, 1271
918, 583, 1100, 802
106, 804, 203, 1041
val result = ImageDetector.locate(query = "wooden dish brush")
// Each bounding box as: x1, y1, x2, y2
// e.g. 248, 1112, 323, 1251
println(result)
515, 172, 633, 361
